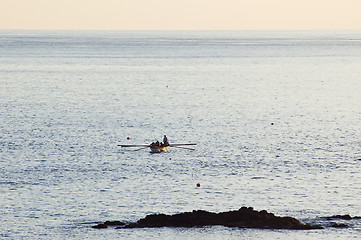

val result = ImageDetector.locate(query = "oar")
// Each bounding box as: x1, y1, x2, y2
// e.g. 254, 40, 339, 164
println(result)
133, 147, 149, 151
121, 146, 149, 151
169, 143, 197, 147
118, 144, 150, 147
172, 146, 196, 151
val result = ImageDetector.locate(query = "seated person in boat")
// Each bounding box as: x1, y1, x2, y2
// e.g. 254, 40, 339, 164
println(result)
163, 135, 169, 146
150, 142, 159, 147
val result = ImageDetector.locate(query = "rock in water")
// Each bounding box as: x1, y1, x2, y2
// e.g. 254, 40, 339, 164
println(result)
92, 223, 108, 229
92, 221, 125, 229
123, 207, 322, 230
327, 215, 352, 220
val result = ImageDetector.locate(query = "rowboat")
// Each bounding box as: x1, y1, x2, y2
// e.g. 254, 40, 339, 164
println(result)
150, 146, 170, 153
118, 142, 196, 153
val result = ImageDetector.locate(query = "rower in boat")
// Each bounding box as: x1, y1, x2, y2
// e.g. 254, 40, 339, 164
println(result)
163, 135, 169, 146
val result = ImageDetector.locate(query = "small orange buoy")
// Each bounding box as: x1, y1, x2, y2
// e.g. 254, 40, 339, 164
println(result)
196, 183, 200, 187
127, 137, 130, 140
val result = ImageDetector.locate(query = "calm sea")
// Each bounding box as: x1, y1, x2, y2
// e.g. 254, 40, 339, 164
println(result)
1, 30, 361, 239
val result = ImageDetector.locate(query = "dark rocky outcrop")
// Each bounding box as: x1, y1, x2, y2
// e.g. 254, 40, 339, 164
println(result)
97, 207, 321, 230
104, 221, 125, 226
92, 223, 108, 229
123, 207, 321, 229
327, 215, 353, 220
326, 215, 361, 220
91, 208, 361, 230
316, 214, 361, 229
329, 222, 348, 228
92, 221, 125, 229
321, 214, 361, 228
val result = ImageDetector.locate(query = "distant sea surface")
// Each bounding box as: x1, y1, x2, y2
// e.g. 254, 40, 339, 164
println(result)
1, 30, 361, 239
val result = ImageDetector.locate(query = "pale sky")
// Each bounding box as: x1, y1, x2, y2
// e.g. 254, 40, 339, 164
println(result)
1, 0, 361, 30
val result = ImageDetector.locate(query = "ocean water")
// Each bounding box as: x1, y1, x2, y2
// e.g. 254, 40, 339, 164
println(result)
1, 30, 361, 239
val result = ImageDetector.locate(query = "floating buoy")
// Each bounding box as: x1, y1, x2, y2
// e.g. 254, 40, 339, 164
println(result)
196, 183, 200, 187
127, 137, 130, 140
169, 158, 172, 160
